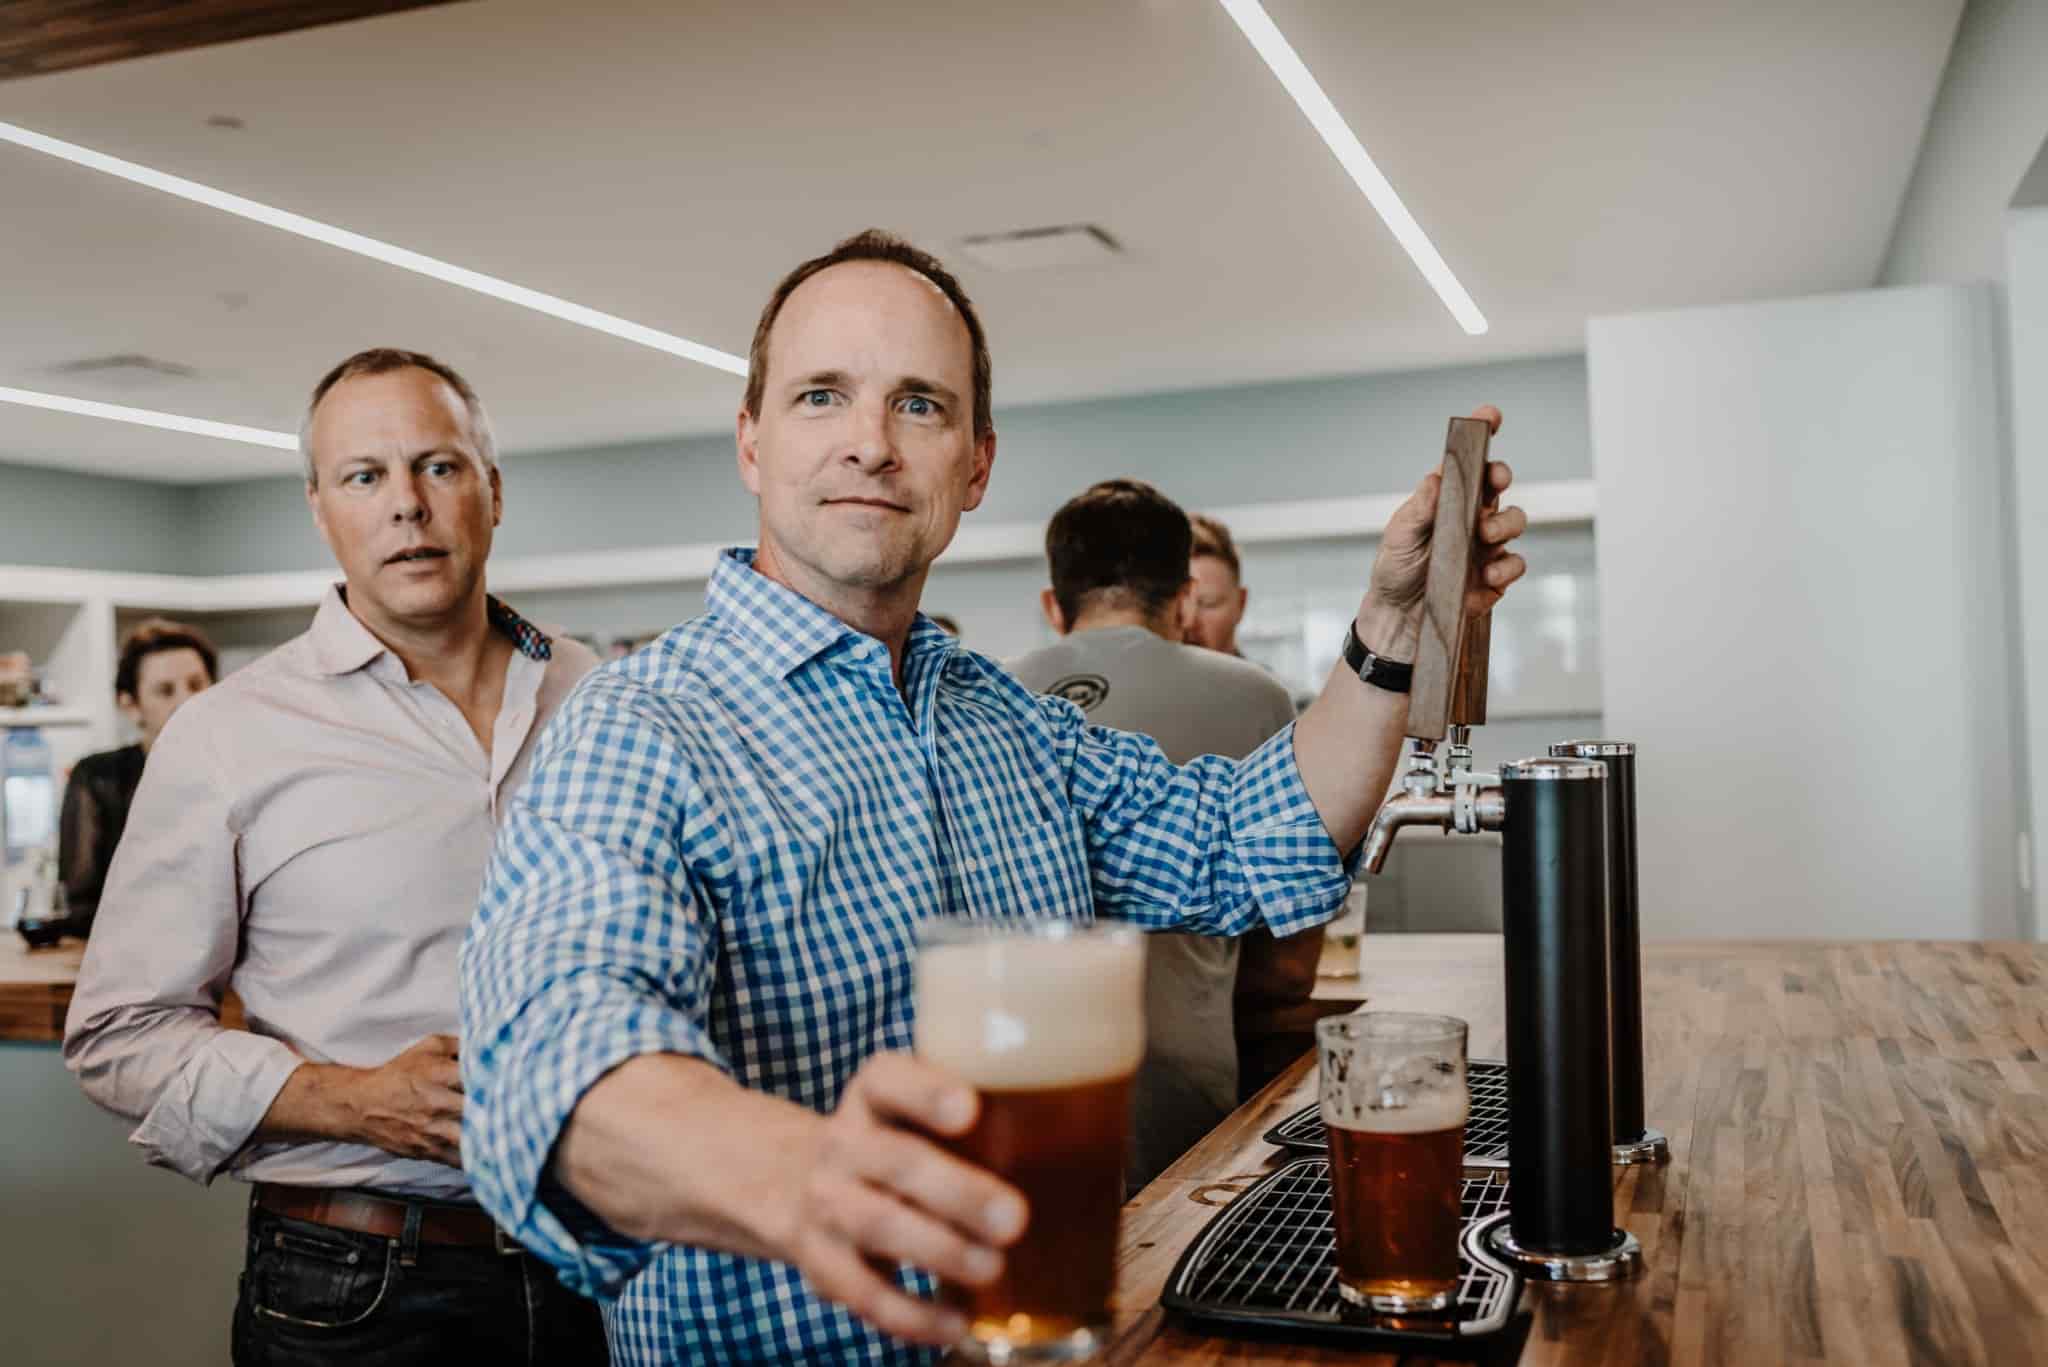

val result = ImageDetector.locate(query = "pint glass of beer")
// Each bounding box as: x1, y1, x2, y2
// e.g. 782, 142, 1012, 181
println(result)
914, 920, 1144, 1361
1318, 1011, 1469, 1314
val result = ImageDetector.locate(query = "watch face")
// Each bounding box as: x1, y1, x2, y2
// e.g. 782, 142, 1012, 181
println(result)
1048, 673, 1111, 711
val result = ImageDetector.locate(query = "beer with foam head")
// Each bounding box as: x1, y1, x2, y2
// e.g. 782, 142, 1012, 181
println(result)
1318, 1012, 1470, 1314
916, 921, 1144, 1362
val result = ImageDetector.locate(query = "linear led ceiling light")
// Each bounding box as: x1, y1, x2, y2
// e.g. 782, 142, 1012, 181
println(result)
0, 121, 748, 374
0, 385, 299, 448
1215, 0, 1489, 335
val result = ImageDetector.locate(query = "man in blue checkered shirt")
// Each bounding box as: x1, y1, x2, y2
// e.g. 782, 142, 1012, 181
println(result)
459, 229, 1530, 1365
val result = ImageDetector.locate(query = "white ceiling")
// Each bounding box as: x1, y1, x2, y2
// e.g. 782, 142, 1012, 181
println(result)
0, 0, 1963, 483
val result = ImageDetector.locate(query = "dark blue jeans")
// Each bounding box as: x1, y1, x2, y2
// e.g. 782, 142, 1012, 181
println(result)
232, 1198, 609, 1366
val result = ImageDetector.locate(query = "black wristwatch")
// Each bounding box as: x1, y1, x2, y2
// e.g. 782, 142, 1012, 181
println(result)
1339, 621, 1413, 694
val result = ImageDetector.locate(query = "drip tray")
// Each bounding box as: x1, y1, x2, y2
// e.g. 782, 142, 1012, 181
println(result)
1161, 1157, 1523, 1344
1264, 1057, 1510, 1167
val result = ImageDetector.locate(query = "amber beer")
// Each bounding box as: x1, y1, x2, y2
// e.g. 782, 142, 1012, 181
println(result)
1317, 1012, 1470, 1314
915, 922, 1144, 1362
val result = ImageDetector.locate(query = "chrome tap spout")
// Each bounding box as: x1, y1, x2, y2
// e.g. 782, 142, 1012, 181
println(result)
1360, 793, 1456, 874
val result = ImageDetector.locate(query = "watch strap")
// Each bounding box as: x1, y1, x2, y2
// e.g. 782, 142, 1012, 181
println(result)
1340, 621, 1414, 694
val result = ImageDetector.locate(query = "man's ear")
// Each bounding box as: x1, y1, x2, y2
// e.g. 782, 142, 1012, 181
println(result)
305, 480, 335, 557
1040, 587, 1068, 636
961, 429, 997, 512
116, 693, 140, 728
488, 463, 504, 528
1172, 579, 1198, 640
736, 406, 764, 496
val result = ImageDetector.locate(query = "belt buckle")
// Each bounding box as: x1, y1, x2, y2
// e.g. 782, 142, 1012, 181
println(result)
493, 1226, 524, 1258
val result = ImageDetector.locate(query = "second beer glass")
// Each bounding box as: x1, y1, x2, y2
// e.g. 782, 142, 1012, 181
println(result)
1318, 1011, 1470, 1314
914, 920, 1145, 1361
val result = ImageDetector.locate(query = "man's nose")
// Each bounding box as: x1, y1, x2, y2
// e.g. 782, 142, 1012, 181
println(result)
389, 475, 429, 523
843, 400, 899, 471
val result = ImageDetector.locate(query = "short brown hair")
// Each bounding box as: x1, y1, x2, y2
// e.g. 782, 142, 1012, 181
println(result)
1045, 479, 1193, 626
1188, 512, 1242, 581
743, 229, 994, 439
115, 619, 218, 700
299, 347, 496, 487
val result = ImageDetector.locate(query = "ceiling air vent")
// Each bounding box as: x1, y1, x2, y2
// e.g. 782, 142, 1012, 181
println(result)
956, 224, 1122, 273
46, 353, 198, 386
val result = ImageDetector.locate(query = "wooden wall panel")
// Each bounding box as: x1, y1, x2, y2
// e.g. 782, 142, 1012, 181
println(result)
0, 1, 463, 81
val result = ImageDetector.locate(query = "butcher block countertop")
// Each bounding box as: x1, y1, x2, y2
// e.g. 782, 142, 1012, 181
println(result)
0, 934, 86, 1042
1103, 934, 2048, 1365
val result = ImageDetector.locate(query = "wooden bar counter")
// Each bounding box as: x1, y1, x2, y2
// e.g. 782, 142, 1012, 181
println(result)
1104, 934, 2048, 1365
0, 933, 242, 1040
0, 932, 87, 1041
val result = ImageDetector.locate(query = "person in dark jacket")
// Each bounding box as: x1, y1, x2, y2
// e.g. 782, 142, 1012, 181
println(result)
55, 618, 216, 934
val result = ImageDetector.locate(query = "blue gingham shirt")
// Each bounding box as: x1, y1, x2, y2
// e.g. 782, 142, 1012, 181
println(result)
460, 549, 1352, 1365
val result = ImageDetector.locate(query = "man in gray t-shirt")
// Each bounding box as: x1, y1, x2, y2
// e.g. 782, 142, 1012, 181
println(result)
1009, 480, 1298, 1189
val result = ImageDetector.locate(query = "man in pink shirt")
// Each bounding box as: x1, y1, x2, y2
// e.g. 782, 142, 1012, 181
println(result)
64, 349, 606, 1365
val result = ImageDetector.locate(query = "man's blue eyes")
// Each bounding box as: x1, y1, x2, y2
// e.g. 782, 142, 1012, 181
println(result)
343, 462, 456, 486
799, 391, 939, 416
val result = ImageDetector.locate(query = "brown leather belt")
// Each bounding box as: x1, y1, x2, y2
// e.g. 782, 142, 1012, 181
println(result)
255, 1184, 521, 1254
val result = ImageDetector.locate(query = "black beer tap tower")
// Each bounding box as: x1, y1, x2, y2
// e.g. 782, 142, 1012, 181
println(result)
1547, 739, 1669, 1168
1356, 417, 1656, 1282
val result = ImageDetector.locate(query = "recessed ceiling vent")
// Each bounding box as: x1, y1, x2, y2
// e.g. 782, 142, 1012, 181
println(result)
46, 353, 198, 386
957, 224, 1122, 273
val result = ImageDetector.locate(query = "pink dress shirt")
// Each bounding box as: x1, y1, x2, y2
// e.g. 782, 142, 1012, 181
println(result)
64, 587, 598, 1198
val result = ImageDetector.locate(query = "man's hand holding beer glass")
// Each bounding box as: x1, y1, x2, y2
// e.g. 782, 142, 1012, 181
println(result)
791, 1053, 1029, 1347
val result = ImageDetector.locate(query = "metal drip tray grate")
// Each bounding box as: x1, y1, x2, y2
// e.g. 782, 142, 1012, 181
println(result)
1161, 1157, 1522, 1343
1264, 1057, 1510, 1167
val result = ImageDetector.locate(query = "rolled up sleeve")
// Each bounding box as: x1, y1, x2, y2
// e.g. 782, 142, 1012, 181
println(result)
63, 705, 302, 1184
1048, 700, 1353, 938
459, 673, 726, 1299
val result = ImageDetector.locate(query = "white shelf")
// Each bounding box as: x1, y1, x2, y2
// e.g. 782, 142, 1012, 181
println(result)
0, 707, 92, 729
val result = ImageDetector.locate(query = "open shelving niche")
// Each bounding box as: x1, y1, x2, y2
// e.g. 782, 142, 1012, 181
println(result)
1, 478, 1599, 773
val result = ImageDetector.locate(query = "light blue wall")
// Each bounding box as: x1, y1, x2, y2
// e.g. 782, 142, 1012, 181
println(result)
0, 461, 192, 574
166, 354, 1590, 575
179, 433, 749, 576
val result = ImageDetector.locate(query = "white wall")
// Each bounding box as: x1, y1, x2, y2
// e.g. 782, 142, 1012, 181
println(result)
2008, 206, 2048, 940
1589, 284, 2020, 940
1880, 0, 2048, 287
1867, 0, 2048, 941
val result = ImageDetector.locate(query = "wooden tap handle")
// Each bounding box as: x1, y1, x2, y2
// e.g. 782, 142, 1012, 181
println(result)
1453, 607, 1491, 727
1404, 416, 1493, 741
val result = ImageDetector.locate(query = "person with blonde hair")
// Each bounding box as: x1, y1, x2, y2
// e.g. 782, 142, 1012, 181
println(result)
1185, 511, 1250, 656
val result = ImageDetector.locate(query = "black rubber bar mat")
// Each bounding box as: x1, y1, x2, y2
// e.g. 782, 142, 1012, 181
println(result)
1161, 1157, 1522, 1344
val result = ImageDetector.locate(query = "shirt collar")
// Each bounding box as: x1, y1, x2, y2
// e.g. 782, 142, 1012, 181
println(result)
307, 584, 554, 678
707, 548, 960, 684
707, 549, 859, 680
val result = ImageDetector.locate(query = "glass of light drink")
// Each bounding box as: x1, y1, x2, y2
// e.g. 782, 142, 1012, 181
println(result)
1317, 1011, 1470, 1314
914, 919, 1145, 1362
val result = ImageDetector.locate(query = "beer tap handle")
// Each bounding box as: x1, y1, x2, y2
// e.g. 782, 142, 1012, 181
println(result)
1405, 416, 1493, 742
1453, 611, 1491, 729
